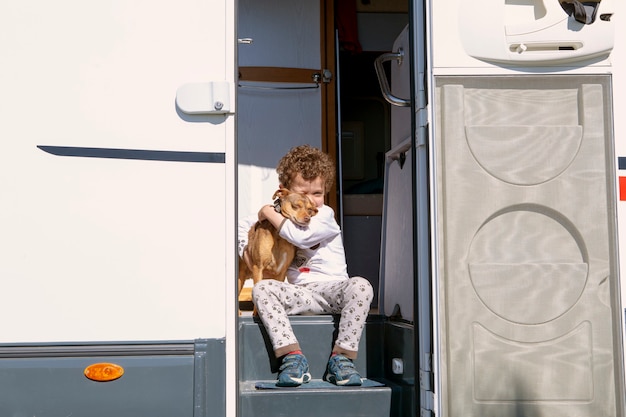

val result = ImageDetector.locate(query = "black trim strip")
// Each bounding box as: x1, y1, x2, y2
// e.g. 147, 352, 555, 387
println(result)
0, 342, 196, 358
619, 157, 626, 170
38, 146, 225, 163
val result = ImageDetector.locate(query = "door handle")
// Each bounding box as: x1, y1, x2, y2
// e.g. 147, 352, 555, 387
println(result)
176, 82, 231, 115
374, 49, 410, 107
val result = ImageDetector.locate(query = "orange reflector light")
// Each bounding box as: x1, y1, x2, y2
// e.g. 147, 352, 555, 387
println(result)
84, 362, 124, 382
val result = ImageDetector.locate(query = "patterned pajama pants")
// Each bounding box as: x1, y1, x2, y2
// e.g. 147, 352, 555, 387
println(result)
251, 276, 374, 359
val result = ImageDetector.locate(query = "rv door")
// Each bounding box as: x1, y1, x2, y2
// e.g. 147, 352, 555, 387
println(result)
430, 0, 625, 416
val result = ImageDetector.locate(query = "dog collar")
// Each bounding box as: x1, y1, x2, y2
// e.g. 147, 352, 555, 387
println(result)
273, 198, 282, 213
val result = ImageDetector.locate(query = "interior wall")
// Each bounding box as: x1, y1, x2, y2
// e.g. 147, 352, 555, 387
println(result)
237, 0, 322, 219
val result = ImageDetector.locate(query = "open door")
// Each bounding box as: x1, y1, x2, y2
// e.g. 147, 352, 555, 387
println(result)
377, 1, 432, 415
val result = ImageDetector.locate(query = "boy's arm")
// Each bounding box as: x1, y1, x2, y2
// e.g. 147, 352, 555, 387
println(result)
258, 204, 287, 230
276, 205, 340, 248
258, 204, 340, 248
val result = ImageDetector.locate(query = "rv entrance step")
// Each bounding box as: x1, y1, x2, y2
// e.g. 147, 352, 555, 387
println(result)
240, 379, 392, 417
251, 379, 385, 390
238, 315, 392, 417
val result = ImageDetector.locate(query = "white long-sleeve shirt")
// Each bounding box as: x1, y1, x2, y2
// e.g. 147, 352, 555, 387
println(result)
238, 204, 348, 284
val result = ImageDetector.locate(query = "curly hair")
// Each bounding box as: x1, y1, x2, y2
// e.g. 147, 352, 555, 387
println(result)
276, 144, 336, 191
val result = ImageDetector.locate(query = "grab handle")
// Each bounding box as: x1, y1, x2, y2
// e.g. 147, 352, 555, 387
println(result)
374, 49, 410, 107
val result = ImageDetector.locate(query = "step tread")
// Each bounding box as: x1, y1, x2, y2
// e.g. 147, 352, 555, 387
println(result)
241, 378, 388, 392
240, 379, 392, 417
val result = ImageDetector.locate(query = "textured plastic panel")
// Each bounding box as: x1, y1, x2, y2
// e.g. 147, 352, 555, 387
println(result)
435, 75, 624, 417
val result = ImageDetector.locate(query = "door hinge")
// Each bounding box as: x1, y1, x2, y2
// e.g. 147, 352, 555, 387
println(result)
420, 352, 434, 391
421, 408, 435, 417
416, 106, 429, 129
419, 369, 433, 391
419, 353, 435, 417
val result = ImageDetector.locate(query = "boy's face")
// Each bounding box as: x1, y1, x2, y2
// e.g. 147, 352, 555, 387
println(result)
286, 174, 325, 208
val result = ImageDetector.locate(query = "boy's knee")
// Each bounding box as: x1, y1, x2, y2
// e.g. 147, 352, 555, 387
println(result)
350, 276, 374, 299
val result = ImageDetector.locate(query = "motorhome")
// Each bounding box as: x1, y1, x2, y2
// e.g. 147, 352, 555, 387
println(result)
1, 0, 625, 416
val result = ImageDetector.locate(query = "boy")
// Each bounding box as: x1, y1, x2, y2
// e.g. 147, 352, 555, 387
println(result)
238, 144, 374, 387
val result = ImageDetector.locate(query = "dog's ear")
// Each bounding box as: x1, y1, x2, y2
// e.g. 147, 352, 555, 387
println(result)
272, 187, 290, 200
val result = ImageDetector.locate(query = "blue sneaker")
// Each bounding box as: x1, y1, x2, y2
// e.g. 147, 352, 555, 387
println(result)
276, 353, 311, 387
325, 354, 362, 386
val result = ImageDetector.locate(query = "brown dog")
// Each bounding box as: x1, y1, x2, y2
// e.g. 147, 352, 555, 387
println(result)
238, 188, 318, 301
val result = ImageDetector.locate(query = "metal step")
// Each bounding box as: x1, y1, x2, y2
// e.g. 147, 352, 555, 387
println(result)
238, 315, 395, 417
240, 379, 392, 417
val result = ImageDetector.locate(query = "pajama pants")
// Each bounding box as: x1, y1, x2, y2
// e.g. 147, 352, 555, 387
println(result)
251, 276, 374, 359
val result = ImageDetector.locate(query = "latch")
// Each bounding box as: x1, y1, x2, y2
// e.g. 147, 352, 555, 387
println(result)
322, 69, 333, 83
312, 70, 333, 85
176, 82, 231, 115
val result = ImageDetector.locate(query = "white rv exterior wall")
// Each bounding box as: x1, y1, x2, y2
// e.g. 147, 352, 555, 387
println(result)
0, 1, 236, 343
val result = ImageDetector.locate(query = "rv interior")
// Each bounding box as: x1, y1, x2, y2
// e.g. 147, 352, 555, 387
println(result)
236, 1, 413, 414
237, 0, 409, 312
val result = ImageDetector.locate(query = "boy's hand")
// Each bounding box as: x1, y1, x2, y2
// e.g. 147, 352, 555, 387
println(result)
258, 204, 284, 230
257, 205, 273, 221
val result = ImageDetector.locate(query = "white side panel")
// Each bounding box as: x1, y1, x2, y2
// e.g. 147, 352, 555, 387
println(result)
0, 1, 235, 343
237, 0, 322, 218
